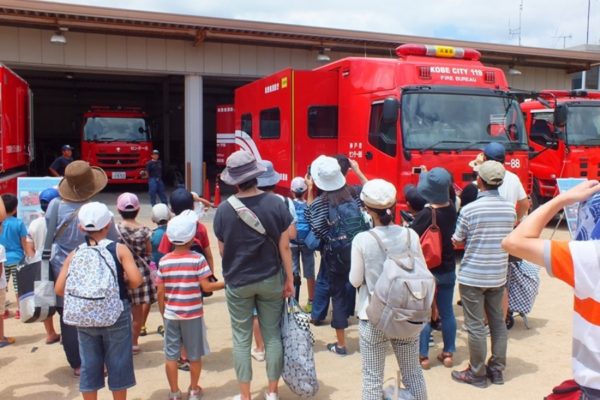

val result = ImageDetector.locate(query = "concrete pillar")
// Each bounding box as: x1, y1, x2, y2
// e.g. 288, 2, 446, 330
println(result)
184, 74, 203, 194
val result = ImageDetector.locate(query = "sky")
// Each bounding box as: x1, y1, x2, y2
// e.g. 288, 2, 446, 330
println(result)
42, 0, 599, 50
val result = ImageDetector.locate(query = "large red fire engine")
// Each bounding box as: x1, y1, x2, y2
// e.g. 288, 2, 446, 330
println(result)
521, 90, 600, 207
81, 106, 153, 184
216, 104, 235, 167
218, 44, 530, 204
0, 65, 32, 194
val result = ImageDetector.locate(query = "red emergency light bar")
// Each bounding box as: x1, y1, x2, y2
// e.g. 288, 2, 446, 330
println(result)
396, 44, 481, 61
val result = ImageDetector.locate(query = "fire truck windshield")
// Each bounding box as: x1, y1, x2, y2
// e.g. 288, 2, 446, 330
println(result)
83, 117, 150, 142
566, 106, 600, 146
401, 92, 527, 150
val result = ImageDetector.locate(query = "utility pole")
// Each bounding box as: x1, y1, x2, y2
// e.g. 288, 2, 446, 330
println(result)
554, 34, 572, 48
586, 0, 591, 45
509, 0, 524, 46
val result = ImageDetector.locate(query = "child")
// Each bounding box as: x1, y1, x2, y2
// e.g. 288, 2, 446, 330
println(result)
54, 202, 142, 399
0, 194, 34, 319
26, 187, 61, 344
151, 203, 171, 265
289, 176, 316, 311
0, 243, 14, 347
116, 192, 156, 353
157, 212, 224, 400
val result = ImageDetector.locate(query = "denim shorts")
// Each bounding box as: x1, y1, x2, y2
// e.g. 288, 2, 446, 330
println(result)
77, 301, 135, 392
163, 317, 206, 361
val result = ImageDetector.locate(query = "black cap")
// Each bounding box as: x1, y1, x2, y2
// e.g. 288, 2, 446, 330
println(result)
152, 149, 160, 154
62, 144, 73, 151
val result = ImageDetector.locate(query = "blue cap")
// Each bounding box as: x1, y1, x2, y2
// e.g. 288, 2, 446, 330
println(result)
417, 168, 451, 204
39, 188, 60, 205
169, 188, 194, 215
483, 142, 506, 163
62, 144, 73, 151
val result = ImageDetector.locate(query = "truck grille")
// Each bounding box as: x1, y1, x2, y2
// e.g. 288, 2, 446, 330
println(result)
96, 153, 140, 166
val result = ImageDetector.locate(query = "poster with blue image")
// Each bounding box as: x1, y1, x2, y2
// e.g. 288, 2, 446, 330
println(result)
555, 178, 586, 238
17, 177, 61, 228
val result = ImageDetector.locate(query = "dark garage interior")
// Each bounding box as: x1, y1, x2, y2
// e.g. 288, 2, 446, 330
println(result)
14, 69, 250, 186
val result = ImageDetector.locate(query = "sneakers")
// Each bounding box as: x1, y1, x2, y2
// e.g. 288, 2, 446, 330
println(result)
168, 390, 182, 400
251, 348, 265, 362
486, 366, 504, 385
326, 342, 347, 356
304, 301, 313, 313
188, 387, 203, 400
264, 392, 279, 400
177, 358, 190, 371
451, 367, 488, 388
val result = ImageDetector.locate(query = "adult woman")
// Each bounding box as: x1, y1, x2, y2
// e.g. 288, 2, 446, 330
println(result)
305, 155, 368, 355
412, 168, 458, 369
350, 179, 427, 400
213, 150, 294, 400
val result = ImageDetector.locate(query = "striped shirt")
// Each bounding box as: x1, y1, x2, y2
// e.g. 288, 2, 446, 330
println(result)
305, 190, 362, 240
545, 240, 600, 391
156, 251, 212, 320
453, 190, 516, 287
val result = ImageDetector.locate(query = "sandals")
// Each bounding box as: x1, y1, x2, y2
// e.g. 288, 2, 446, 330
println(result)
132, 345, 141, 355
419, 356, 430, 370
46, 334, 61, 345
437, 352, 453, 368
140, 326, 147, 337
0, 336, 15, 348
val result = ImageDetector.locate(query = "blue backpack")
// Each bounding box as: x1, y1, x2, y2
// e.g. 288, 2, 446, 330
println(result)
325, 197, 369, 275
292, 199, 310, 244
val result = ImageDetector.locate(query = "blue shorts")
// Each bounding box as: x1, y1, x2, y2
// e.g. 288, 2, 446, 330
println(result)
163, 317, 206, 361
291, 245, 316, 280
77, 301, 135, 392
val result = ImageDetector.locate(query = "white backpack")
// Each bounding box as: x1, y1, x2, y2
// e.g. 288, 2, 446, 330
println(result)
63, 239, 124, 327
366, 228, 435, 339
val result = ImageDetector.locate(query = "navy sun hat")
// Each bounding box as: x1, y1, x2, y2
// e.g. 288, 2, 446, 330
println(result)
483, 142, 506, 163
404, 184, 427, 212
417, 168, 451, 204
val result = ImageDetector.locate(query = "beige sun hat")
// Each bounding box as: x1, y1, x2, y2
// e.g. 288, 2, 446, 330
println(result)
58, 161, 108, 203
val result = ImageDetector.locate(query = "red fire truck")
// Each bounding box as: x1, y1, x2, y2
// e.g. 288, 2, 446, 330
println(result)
216, 104, 236, 167
0, 65, 32, 194
81, 106, 153, 184
219, 44, 530, 204
521, 90, 600, 207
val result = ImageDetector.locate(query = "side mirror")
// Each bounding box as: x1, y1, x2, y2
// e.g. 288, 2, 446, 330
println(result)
554, 104, 568, 127
382, 97, 399, 124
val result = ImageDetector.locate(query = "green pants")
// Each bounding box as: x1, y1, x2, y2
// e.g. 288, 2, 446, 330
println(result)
226, 273, 284, 382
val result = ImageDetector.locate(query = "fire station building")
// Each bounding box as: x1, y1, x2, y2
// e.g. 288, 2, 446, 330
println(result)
1, 0, 600, 194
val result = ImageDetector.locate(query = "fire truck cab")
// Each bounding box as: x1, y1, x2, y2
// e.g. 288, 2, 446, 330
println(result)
226, 44, 530, 205
521, 90, 600, 207
81, 106, 153, 184
0, 65, 32, 194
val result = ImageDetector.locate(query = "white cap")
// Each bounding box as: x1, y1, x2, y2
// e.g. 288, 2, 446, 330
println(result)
78, 202, 114, 231
310, 155, 346, 192
291, 176, 308, 193
360, 179, 397, 209
151, 203, 171, 224
166, 211, 197, 245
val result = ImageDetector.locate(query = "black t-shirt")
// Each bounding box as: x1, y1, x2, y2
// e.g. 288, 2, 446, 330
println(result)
50, 156, 73, 176
146, 159, 163, 178
410, 205, 457, 274
213, 192, 293, 288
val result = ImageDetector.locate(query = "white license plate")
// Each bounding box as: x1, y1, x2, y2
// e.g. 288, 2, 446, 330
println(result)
112, 172, 126, 179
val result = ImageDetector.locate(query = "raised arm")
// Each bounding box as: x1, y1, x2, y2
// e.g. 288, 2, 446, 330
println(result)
502, 180, 600, 266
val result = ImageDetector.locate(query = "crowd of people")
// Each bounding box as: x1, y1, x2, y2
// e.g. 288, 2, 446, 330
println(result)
0, 141, 598, 400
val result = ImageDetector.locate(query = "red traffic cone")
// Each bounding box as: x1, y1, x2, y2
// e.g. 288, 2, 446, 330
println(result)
213, 176, 221, 206
203, 178, 211, 202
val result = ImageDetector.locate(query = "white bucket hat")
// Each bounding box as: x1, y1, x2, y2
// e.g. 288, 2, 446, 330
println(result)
310, 155, 346, 192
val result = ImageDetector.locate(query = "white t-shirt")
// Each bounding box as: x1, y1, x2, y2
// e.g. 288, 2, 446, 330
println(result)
498, 170, 527, 205
0, 244, 7, 290
27, 215, 47, 264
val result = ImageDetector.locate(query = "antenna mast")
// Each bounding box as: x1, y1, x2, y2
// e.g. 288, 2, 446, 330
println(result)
509, 0, 524, 46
